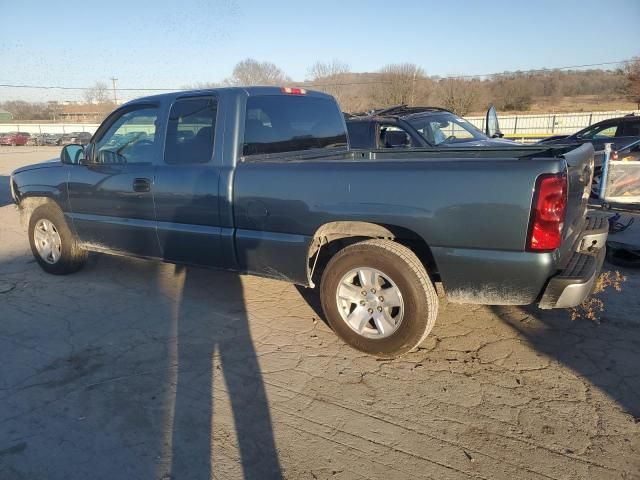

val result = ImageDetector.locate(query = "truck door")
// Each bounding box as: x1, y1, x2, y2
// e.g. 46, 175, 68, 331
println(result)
67, 105, 161, 257
153, 95, 225, 266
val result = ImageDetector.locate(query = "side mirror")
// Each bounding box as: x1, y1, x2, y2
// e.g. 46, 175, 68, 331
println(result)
60, 144, 85, 165
485, 105, 503, 139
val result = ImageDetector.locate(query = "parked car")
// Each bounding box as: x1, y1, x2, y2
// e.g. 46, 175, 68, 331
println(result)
0, 131, 30, 146
539, 114, 640, 196
345, 105, 514, 149
10, 87, 607, 357
538, 114, 640, 151
57, 132, 92, 146
45, 134, 63, 146
27, 133, 54, 146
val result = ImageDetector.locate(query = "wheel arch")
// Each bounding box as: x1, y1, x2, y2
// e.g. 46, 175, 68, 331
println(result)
307, 221, 438, 286
16, 194, 65, 228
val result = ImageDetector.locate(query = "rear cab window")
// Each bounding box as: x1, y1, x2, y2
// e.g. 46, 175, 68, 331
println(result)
242, 94, 348, 156
165, 96, 217, 164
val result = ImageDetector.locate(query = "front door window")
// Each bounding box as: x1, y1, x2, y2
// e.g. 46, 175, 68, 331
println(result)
94, 108, 158, 164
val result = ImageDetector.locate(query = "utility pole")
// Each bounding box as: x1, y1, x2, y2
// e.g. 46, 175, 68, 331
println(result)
410, 68, 417, 106
110, 77, 118, 104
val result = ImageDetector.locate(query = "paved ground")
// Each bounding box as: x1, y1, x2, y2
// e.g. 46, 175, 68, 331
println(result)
1, 147, 639, 480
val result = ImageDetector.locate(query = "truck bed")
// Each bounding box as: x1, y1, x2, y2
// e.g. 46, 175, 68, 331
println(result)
234, 143, 595, 305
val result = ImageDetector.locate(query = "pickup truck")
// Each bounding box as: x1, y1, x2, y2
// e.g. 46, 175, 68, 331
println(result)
10, 87, 608, 358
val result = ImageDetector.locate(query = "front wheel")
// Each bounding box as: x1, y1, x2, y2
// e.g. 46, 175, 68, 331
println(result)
28, 204, 87, 274
320, 239, 438, 358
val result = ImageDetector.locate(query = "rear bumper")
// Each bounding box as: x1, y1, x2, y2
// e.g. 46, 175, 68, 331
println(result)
538, 214, 609, 309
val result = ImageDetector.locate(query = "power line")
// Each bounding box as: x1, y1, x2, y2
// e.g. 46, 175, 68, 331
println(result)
441, 60, 632, 79
0, 59, 633, 92
0, 83, 174, 91
304, 60, 634, 86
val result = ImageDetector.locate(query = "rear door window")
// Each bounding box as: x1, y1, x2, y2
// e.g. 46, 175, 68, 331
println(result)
165, 97, 217, 164
242, 95, 348, 156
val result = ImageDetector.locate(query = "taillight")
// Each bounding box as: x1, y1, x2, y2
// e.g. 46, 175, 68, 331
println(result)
281, 87, 306, 95
527, 173, 567, 251
611, 151, 619, 160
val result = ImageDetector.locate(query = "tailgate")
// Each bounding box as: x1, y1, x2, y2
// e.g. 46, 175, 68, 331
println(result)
558, 143, 594, 263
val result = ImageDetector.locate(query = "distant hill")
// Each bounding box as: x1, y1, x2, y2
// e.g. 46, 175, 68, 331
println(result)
299, 68, 630, 115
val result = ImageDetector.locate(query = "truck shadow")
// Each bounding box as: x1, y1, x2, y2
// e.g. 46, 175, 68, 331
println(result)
489, 299, 640, 419
295, 285, 330, 328
296, 267, 640, 419
159, 264, 282, 479
157, 188, 282, 479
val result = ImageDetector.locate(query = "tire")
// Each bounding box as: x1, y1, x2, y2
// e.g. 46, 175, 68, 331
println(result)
28, 204, 87, 275
320, 239, 438, 358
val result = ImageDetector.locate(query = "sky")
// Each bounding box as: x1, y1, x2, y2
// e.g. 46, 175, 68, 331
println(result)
1, 0, 639, 102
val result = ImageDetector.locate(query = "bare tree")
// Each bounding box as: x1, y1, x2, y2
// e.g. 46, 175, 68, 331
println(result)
490, 75, 534, 111
84, 81, 110, 104
371, 63, 430, 107
224, 58, 291, 86
308, 59, 350, 80
183, 81, 221, 90
307, 59, 351, 104
623, 57, 640, 109
435, 78, 483, 115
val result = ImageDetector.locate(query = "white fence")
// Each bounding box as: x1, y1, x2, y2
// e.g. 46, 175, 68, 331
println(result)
0, 123, 100, 135
2, 109, 639, 141
466, 110, 639, 141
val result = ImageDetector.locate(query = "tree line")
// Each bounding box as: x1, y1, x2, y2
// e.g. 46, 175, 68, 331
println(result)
2, 58, 639, 121
187, 57, 640, 114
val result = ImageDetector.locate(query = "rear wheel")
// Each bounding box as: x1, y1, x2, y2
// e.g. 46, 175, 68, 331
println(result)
320, 239, 438, 358
28, 204, 87, 274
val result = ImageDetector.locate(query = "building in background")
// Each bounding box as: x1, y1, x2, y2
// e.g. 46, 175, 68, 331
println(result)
58, 103, 115, 123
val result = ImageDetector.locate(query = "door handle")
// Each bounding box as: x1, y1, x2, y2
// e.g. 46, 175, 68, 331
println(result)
133, 178, 151, 193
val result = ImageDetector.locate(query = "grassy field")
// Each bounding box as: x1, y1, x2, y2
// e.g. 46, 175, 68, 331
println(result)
470, 95, 638, 116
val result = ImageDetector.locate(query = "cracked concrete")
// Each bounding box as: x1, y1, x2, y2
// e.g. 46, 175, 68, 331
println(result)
1, 147, 639, 479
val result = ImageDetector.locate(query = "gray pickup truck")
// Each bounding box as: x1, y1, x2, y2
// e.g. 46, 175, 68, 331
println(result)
10, 87, 608, 357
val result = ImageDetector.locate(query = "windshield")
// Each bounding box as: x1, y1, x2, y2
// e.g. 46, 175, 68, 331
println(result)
406, 112, 486, 145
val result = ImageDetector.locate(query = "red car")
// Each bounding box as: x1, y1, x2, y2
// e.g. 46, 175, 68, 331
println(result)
0, 132, 30, 146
